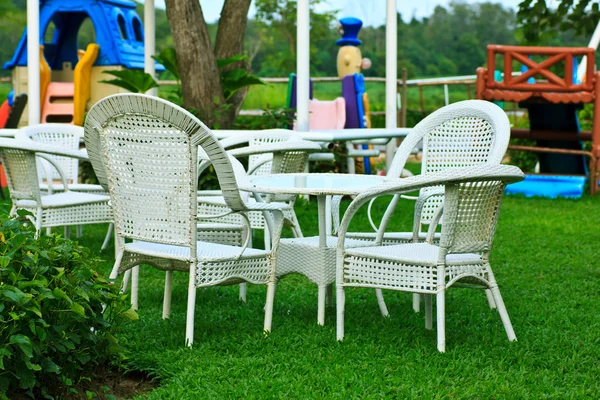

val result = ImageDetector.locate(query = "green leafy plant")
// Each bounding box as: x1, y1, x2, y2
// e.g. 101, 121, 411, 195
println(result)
217, 55, 264, 101
100, 70, 159, 94
507, 138, 539, 172
152, 47, 184, 106
234, 106, 295, 130
101, 49, 263, 107
0, 211, 137, 399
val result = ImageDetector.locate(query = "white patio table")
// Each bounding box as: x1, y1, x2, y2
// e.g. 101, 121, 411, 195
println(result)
239, 173, 387, 246
239, 172, 389, 324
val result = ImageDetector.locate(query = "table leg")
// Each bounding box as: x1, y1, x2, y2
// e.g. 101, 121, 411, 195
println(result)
317, 194, 328, 325
317, 195, 327, 248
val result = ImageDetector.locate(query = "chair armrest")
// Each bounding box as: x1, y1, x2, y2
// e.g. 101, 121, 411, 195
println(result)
36, 153, 70, 192
0, 138, 90, 161
309, 153, 335, 162
336, 165, 524, 246
197, 195, 291, 212
227, 140, 323, 157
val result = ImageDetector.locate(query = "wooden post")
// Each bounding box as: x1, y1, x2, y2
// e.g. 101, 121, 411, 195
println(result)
591, 72, 600, 194
466, 84, 472, 100
475, 67, 486, 100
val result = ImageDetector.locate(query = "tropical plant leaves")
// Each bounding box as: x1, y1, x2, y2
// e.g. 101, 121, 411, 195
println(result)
100, 70, 159, 93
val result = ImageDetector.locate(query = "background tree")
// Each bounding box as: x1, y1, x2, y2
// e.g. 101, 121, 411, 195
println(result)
518, 0, 600, 43
164, 0, 252, 128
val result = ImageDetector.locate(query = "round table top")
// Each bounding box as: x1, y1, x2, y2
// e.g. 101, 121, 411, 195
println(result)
241, 173, 387, 196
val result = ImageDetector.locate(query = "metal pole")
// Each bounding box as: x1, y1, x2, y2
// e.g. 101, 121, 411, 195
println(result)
296, 0, 310, 132
27, 0, 40, 125
145, 0, 157, 96
385, 0, 398, 170
443, 84, 449, 105
401, 68, 408, 128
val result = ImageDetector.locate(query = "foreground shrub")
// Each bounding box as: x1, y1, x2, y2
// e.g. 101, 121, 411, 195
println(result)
0, 212, 137, 398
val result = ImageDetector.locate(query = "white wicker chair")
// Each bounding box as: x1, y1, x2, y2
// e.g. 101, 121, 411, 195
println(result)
341, 100, 512, 314
335, 164, 524, 352
277, 100, 511, 324
0, 138, 112, 237
15, 124, 104, 194
15, 124, 114, 247
84, 93, 289, 346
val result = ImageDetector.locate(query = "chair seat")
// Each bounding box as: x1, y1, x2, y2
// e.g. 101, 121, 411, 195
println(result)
346, 231, 441, 245
124, 239, 268, 262
280, 235, 373, 248
345, 242, 484, 266
16, 191, 110, 208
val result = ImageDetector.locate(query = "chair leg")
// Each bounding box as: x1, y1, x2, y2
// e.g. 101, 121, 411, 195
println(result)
290, 212, 303, 238
110, 250, 124, 280
162, 270, 173, 319
436, 290, 446, 352
375, 289, 389, 317
425, 294, 433, 330
336, 285, 345, 340
101, 223, 113, 251
185, 263, 197, 347
485, 289, 497, 309
264, 280, 276, 333
413, 293, 421, 313
239, 282, 247, 303
63, 226, 70, 239
263, 224, 271, 251
326, 284, 334, 308
490, 285, 517, 342
121, 270, 131, 293
131, 266, 140, 310
76, 225, 83, 238
317, 285, 326, 325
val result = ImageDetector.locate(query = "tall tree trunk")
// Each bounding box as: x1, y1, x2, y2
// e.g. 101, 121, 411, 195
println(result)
165, 0, 227, 128
215, 0, 252, 123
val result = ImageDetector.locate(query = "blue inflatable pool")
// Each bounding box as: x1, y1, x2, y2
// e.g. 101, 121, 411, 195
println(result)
505, 175, 587, 199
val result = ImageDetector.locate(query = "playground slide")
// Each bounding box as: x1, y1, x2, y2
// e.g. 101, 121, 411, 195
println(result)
506, 103, 588, 198
73, 43, 100, 126
40, 46, 51, 110
40, 43, 99, 125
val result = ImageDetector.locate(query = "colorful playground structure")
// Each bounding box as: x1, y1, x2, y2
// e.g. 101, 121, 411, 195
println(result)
476, 45, 600, 197
3, 0, 158, 127
287, 17, 376, 173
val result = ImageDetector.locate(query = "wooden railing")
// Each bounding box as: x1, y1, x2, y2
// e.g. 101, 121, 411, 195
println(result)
484, 45, 595, 93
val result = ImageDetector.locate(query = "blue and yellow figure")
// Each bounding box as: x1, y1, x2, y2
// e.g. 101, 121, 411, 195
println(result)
337, 17, 373, 173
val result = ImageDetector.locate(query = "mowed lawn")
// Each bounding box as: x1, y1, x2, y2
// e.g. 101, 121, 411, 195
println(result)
5, 190, 597, 399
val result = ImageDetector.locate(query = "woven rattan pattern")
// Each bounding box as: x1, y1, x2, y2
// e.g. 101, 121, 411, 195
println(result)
1, 149, 40, 201
28, 127, 81, 183
335, 165, 524, 351
103, 117, 195, 246
85, 94, 285, 345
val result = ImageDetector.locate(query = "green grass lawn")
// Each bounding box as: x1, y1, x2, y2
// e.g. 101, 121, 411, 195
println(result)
4, 189, 598, 398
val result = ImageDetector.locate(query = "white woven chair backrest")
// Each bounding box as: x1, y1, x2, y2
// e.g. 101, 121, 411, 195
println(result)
85, 94, 246, 246
440, 179, 507, 254
16, 124, 83, 185
248, 130, 307, 176
388, 100, 510, 224
0, 146, 42, 203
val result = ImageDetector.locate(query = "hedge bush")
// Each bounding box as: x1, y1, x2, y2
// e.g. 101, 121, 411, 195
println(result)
0, 211, 137, 399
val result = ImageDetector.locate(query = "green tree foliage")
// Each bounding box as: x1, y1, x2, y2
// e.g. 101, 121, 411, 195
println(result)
517, 0, 600, 44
